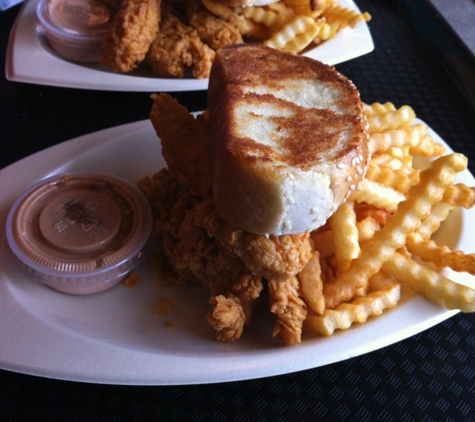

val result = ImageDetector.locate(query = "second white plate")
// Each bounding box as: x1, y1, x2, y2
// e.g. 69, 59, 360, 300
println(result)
5, 0, 374, 92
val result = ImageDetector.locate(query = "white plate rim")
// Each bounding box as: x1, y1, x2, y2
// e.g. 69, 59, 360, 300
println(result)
0, 118, 473, 386
5, 0, 374, 92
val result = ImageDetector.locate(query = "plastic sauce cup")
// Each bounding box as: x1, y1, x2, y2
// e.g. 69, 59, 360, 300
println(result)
36, 0, 111, 63
5, 172, 154, 295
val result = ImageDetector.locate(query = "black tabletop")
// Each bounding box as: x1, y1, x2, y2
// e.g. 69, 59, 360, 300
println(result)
2, 0, 475, 420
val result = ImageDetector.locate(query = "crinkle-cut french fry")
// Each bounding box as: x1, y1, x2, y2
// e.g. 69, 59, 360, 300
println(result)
368, 270, 395, 290
313, 18, 349, 39
329, 202, 359, 274
356, 217, 381, 243
305, 277, 400, 336
241, 4, 294, 30
390, 145, 413, 165
442, 184, 475, 208
370, 150, 413, 171
383, 252, 475, 312
406, 238, 475, 275
312, 217, 380, 263
366, 105, 417, 133
367, 123, 444, 158
299, 252, 325, 315
283, 0, 315, 16
323, 153, 467, 309
312, 20, 337, 44
322, 3, 371, 27
412, 202, 453, 242
369, 156, 407, 173
367, 162, 418, 193
364, 102, 397, 116
350, 178, 406, 212
411, 134, 446, 157
264, 15, 320, 53
311, 230, 334, 257
408, 183, 472, 246
368, 123, 428, 155
267, 1, 293, 12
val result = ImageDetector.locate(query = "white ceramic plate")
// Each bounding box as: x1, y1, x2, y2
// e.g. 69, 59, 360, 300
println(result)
5, 0, 374, 92
0, 119, 473, 385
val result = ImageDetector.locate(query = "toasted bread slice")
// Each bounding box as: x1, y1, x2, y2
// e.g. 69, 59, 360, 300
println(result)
208, 44, 369, 235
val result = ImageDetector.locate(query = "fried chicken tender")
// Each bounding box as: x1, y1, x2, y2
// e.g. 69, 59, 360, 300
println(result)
208, 295, 247, 341
149, 93, 212, 197
142, 93, 310, 344
192, 193, 313, 282
139, 171, 264, 342
200, 209, 314, 281
140, 172, 309, 343
208, 272, 264, 342
185, 0, 243, 50
101, 0, 161, 72
268, 276, 308, 345
145, 5, 215, 78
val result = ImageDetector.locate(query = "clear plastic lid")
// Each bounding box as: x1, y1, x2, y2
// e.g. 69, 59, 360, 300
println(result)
48, 0, 111, 34
5, 172, 154, 295
36, 0, 112, 62
38, 0, 111, 38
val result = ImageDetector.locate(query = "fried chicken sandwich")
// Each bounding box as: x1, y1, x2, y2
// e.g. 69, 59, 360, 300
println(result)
140, 44, 370, 345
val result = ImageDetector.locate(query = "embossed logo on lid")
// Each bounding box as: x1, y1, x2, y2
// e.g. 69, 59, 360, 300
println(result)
5, 172, 153, 295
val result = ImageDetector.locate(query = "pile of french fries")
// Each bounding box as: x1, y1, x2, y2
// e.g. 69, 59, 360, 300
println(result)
300, 102, 475, 337
202, 0, 371, 54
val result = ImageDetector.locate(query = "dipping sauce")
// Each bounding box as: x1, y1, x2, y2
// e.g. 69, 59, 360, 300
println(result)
48, 0, 111, 32
36, 0, 111, 63
5, 172, 153, 295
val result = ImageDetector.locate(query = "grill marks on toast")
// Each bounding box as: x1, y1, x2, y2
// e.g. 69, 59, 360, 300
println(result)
213, 44, 366, 172
208, 44, 369, 235
232, 92, 363, 168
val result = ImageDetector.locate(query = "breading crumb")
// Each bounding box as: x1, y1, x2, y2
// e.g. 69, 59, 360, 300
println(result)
124, 272, 140, 288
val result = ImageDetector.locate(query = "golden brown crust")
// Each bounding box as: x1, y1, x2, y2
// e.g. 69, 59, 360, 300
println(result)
210, 44, 367, 169
145, 7, 215, 79
185, 0, 243, 51
100, 0, 161, 72
208, 44, 369, 235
